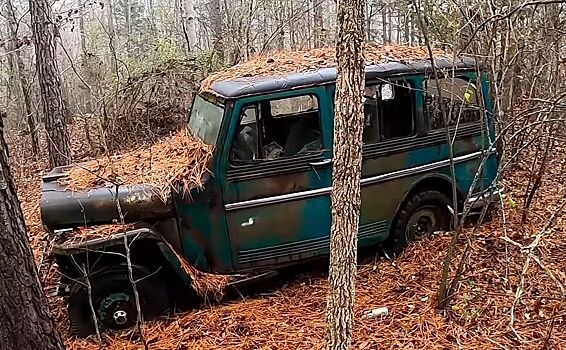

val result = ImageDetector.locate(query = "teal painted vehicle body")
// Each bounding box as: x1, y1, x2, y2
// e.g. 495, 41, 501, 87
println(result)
172, 58, 499, 274
40, 55, 500, 335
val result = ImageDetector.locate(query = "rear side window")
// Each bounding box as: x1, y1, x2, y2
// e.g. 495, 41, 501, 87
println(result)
424, 77, 480, 130
380, 83, 415, 139
363, 82, 415, 143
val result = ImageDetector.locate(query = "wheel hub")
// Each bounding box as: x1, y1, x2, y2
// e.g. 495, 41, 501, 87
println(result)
113, 310, 128, 325
97, 292, 136, 329
406, 208, 438, 242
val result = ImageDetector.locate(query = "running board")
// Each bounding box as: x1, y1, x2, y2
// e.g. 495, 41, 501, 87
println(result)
227, 270, 279, 288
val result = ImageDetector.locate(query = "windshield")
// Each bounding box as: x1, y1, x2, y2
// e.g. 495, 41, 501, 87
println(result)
187, 95, 224, 145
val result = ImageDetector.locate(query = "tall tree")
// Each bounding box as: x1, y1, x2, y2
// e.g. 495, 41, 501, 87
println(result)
0, 112, 65, 350
325, 0, 365, 348
313, 0, 325, 47
29, 0, 72, 168
2, 0, 38, 154
183, 0, 198, 51
209, 0, 224, 61
79, 0, 88, 56
105, 0, 118, 74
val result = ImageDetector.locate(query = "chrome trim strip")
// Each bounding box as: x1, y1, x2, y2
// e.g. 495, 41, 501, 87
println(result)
225, 150, 492, 211
360, 150, 483, 186
226, 186, 332, 211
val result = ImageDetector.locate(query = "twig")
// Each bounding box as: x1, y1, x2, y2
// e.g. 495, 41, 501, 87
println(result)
114, 184, 147, 350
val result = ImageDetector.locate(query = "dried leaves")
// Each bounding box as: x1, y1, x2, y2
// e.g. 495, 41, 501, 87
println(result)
201, 44, 446, 93
59, 129, 213, 200
175, 248, 235, 302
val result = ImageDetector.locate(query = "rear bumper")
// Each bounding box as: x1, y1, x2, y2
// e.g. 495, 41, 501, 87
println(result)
467, 186, 503, 211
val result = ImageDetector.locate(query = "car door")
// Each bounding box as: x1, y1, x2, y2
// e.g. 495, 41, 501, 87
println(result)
327, 79, 423, 247
219, 87, 333, 270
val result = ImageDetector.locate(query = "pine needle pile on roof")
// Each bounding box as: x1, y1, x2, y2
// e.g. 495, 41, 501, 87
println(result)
201, 44, 447, 92
58, 129, 213, 199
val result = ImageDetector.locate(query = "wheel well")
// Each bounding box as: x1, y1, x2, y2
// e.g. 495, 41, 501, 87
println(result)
393, 176, 461, 223
55, 239, 185, 294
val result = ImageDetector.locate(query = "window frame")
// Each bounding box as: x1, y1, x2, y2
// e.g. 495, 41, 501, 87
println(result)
422, 75, 482, 134
226, 88, 328, 168
362, 78, 418, 145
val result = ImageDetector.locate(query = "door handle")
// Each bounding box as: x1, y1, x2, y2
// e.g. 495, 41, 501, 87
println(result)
309, 158, 333, 167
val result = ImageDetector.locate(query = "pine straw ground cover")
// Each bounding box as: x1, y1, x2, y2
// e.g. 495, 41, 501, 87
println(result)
201, 44, 447, 93
9, 128, 566, 350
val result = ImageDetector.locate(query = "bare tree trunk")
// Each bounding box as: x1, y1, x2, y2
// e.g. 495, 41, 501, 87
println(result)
79, 0, 87, 56
105, 0, 118, 74
3, 0, 38, 154
184, 0, 198, 51
313, 0, 325, 47
324, 0, 365, 348
275, 2, 285, 50
0, 112, 65, 350
148, 0, 157, 36
209, 0, 224, 61
381, 2, 387, 43
366, 2, 373, 42
387, 6, 392, 43
29, 0, 72, 168
125, 0, 132, 56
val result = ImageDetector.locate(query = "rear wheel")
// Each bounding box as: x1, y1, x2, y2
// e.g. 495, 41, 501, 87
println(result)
385, 190, 452, 256
68, 266, 170, 337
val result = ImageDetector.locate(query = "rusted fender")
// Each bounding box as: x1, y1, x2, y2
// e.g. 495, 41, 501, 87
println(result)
53, 228, 193, 286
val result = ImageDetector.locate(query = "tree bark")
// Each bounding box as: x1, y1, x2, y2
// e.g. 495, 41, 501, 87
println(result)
3, 0, 38, 154
29, 0, 72, 168
209, 0, 224, 61
0, 113, 65, 350
125, 0, 132, 56
79, 0, 87, 56
381, 2, 387, 44
183, 0, 198, 51
324, 0, 365, 348
313, 0, 325, 48
105, 0, 118, 74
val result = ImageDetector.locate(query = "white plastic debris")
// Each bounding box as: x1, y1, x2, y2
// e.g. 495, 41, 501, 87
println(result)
365, 307, 389, 319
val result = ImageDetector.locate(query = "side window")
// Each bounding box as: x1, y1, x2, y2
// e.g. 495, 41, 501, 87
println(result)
424, 77, 480, 130
362, 82, 415, 143
380, 83, 415, 140
230, 94, 323, 163
363, 86, 380, 144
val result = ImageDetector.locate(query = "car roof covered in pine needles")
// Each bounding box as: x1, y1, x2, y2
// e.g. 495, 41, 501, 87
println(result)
201, 44, 477, 98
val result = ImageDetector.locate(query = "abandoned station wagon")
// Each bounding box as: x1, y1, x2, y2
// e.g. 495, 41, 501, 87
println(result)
40, 50, 500, 336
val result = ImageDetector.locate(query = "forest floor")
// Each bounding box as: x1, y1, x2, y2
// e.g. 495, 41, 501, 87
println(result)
8, 128, 566, 350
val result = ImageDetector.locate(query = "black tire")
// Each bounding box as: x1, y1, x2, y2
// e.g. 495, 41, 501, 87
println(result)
68, 265, 170, 337
385, 190, 452, 257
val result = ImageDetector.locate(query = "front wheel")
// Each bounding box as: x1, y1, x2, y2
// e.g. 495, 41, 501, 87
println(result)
385, 190, 452, 257
68, 266, 170, 337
